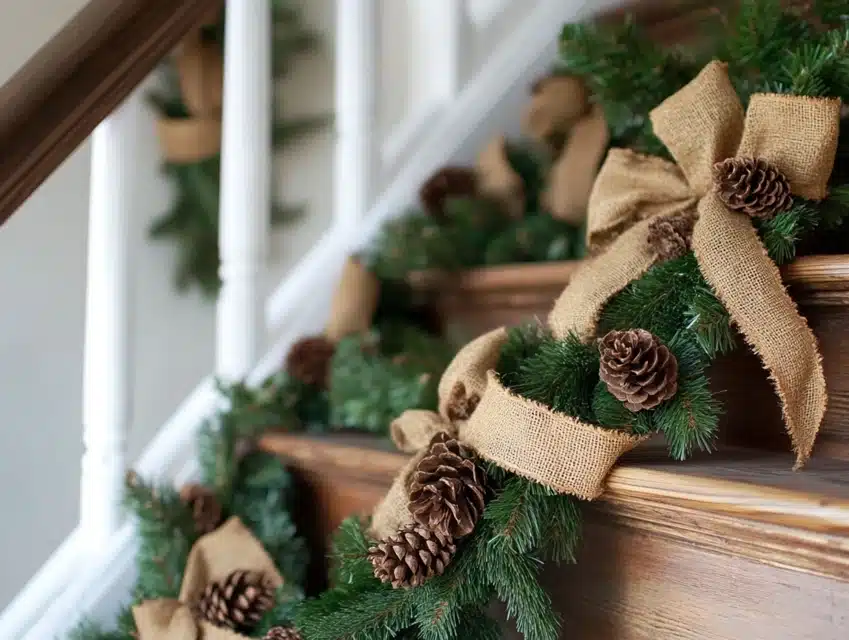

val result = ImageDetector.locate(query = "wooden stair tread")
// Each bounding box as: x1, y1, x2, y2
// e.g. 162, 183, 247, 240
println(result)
260, 432, 849, 529
260, 432, 849, 581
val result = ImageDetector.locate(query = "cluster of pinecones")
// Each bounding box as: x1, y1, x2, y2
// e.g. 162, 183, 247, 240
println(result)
368, 431, 487, 589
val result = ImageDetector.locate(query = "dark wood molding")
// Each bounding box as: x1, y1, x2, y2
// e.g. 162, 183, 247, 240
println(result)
0, 0, 221, 227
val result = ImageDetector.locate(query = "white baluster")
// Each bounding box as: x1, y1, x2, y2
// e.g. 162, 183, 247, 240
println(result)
424, 0, 465, 101
80, 94, 137, 549
217, 0, 272, 381
335, 0, 377, 233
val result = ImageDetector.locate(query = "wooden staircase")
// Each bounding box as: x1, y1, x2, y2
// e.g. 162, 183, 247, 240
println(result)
258, 253, 849, 639
259, 433, 849, 639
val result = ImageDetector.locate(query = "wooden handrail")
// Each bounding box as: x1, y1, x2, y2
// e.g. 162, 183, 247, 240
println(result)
0, 0, 220, 227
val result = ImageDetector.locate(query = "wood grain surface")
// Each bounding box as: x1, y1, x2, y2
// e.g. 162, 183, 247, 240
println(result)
0, 0, 220, 225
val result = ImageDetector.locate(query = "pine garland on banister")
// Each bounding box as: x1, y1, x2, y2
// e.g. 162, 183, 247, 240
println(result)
285, 4, 849, 640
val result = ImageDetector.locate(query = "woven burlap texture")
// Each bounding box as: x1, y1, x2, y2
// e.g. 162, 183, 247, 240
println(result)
542, 105, 610, 225
437, 327, 507, 420
548, 60, 840, 468
371, 326, 647, 539
522, 75, 589, 142
324, 257, 380, 343
133, 517, 284, 640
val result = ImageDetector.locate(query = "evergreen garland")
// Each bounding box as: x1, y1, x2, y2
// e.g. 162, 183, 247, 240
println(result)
287, 4, 849, 640
70, 379, 309, 640
367, 142, 583, 282
149, 1, 329, 297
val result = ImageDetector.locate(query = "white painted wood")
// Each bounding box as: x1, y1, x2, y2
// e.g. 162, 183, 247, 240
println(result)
334, 0, 377, 233
216, 0, 272, 382
80, 95, 136, 551
466, 0, 513, 28
425, 0, 466, 101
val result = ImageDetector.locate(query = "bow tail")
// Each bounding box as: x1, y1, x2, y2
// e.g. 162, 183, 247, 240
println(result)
549, 219, 658, 340
693, 193, 826, 468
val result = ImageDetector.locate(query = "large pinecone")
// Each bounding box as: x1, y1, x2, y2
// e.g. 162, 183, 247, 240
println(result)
285, 336, 336, 388
599, 329, 678, 412
180, 483, 223, 535
368, 523, 456, 589
713, 156, 793, 219
419, 166, 478, 219
264, 626, 302, 640
196, 570, 275, 632
408, 432, 486, 539
647, 212, 696, 262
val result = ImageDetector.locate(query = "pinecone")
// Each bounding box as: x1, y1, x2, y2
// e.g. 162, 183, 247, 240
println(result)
264, 626, 302, 640
599, 329, 679, 412
647, 212, 696, 261
419, 166, 478, 219
196, 570, 275, 632
713, 156, 793, 219
408, 432, 486, 538
285, 336, 336, 388
179, 483, 223, 535
368, 523, 456, 589
445, 382, 480, 422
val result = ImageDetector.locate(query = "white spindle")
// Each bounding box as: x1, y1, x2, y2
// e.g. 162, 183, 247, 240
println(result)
335, 0, 377, 232
426, 0, 465, 100
80, 95, 136, 548
217, 0, 272, 381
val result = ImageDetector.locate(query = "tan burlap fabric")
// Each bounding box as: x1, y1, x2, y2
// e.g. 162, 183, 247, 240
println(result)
549, 61, 840, 468
461, 371, 646, 499
390, 410, 456, 453
176, 36, 224, 118
437, 327, 507, 420
324, 257, 381, 343
371, 326, 647, 539
477, 136, 525, 219
522, 75, 589, 142
543, 105, 611, 225
133, 517, 284, 640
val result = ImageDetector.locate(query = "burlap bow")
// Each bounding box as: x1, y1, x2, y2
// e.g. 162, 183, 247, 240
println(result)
371, 327, 647, 539
549, 61, 841, 469
132, 517, 284, 640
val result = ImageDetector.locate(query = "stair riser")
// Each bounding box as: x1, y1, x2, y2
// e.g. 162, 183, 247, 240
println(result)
551, 511, 849, 640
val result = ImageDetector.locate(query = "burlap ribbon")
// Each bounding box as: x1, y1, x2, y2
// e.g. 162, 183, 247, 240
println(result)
371, 327, 647, 539
133, 517, 284, 640
549, 61, 841, 468
324, 257, 381, 343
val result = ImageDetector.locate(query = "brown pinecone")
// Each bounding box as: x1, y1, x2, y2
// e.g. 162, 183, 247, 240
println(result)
264, 626, 302, 640
285, 336, 336, 388
408, 432, 486, 539
179, 483, 223, 535
599, 329, 679, 412
647, 212, 696, 261
368, 523, 456, 589
419, 166, 478, 219
445, 382, 480, 422
713, 156, 793, 219
196, 570, 275, 632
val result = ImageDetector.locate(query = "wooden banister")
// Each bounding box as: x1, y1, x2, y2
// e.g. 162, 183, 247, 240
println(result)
0, 0, 220, 227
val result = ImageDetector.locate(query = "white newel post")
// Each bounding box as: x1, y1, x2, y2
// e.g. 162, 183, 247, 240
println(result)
217, 0, 272, 381
335, 0, 377, 232
81, 95, 137, 549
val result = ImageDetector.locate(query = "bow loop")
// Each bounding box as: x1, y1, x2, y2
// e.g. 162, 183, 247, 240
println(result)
650, 61, 745, 194
737, 93, 840, 200
133, 517, 284, 640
